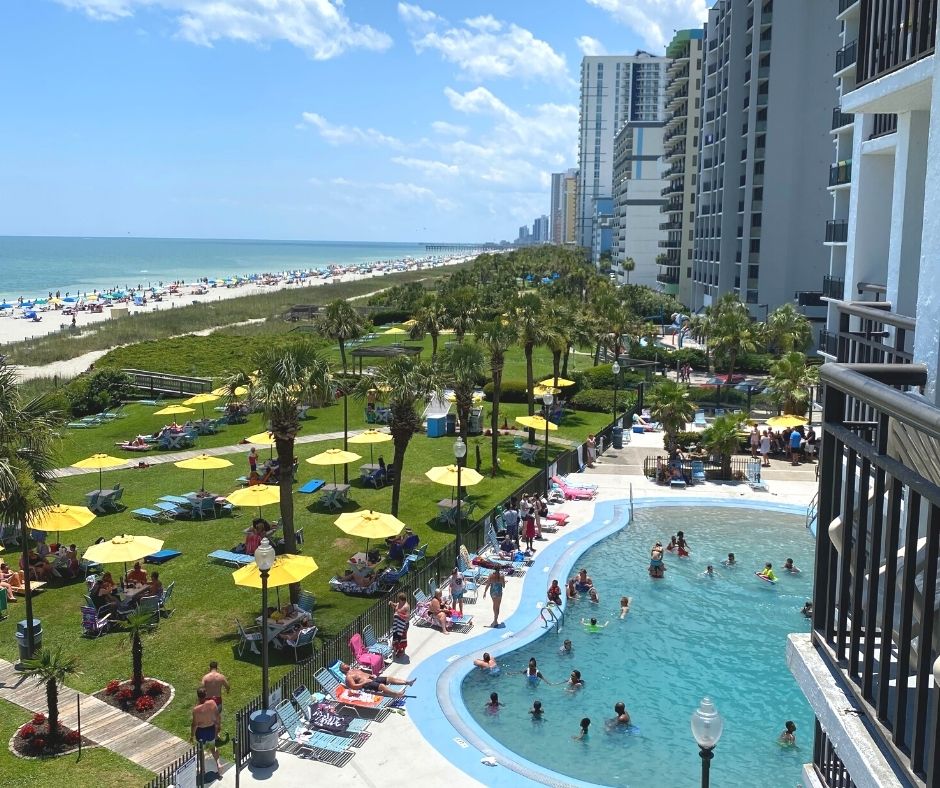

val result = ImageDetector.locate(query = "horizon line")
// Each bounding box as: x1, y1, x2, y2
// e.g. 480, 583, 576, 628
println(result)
0, 234, 503, 245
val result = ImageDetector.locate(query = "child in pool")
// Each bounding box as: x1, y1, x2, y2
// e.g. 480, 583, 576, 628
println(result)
620, 596, 631, 619
783, 557, 801, 574
758, 562, 778, 582
573, 717, 591, 740
588, 587, 600, 604
530, 700, 544, 720
778, 720, 797, 745
581, 617, 609, 632
722, 552, 737, 567
566, 578, 578, 599
558, 639, 574, 655
523, 657, 550, 686
702, 565, 717, 577
486, 692, 504, 713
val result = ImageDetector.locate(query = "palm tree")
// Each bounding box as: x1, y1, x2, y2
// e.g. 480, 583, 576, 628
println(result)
708, 294, 760, 379
0, 364, 60, 655
766, 303, 812, 353
439, 343, 486, 443
565, 309, 596, 378
647, 380, 696, 458
357, 356, 441, 516
22, 646, 80, 741
512, 293, 549, 441
768, 351, 820, 416
621, 256, 636, 285
230, 340, 333, 556
318, 300, 365, 375
443, 287, 479, 342
123, 610, 153, 698
700, 412, 750, 480
475, 318, 515, 477
410, 296, 449, 359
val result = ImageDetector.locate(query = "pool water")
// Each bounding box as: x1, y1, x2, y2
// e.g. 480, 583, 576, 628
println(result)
460, 506, 814, 787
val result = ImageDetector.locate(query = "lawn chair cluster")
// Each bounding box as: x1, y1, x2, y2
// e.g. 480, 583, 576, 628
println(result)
412, 588, 474, 633
550, 475, 598, 500
86, 484, 126, 514
133, 493, 233, 522
66, 406, 127, 430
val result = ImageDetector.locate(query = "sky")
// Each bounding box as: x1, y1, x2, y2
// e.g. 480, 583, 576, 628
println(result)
0, 0, 708, 243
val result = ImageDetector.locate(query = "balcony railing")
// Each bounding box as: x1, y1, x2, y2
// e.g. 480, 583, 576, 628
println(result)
818, 328, 838, 356
812, 722, 857, 788
813, 356, 940, 786
656, 271, 680, 285
838, 0, 859, 12
825, 220, 849, 243
832, 300, 915, 365
857, 0, 938, 86
831, 107, 853, 130
871, 112, 898, 138
836, 40, 858, 73
822, 275, 845, 299
830, 160, 852, 186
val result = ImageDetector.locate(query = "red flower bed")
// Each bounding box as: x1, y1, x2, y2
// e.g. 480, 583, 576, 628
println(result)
93, 678, 171, 722
31, 713, 46, 725
105, 679, 121, 695
134, 695, 155, 712
11, 718, 90, 759
18, 724, 36, 739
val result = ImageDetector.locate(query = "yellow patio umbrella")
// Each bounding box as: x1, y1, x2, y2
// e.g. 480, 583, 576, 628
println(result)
425, 464, 485, 487
440, 329, 456, 335
174, 454, 234, 491
84, 533, 164, 575
212, 384, 249, 397
71, 453, 127, 490
225, 484, 281, 517
402, 319, 417, 327
765, 415, 808, 429
232, 553, 318, 589
516, 415, 559, 432
184, 392, 220, 419
445, 392, 485, 403
347, 429, 392, 464
28, 504, 95, 547
307, 448, 362, 486
383, 327, 408, 335
153, 404, 195, 417
538, 377, 576, 388
246, 431, 276, 459
533, 385, 561, 399
335, 509, 405, 549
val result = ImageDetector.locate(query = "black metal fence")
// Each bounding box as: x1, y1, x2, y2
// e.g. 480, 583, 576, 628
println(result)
642, 454, 757, 482
813, 721, 857, 788
857, 0, 937, 86
145, 743, 205, 788
227, 424, 601, 774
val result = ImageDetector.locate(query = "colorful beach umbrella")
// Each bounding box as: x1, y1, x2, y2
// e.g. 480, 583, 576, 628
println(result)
533, 385, 561, 399
154, 405, 195, 417
183, 392, 220, 419
27, 504, 95, 533
225, 484, 280, 517
71, 453, 127, 490
538, 377, 576, 388
516, 415, 559, 432
424, 464, 485, 488
212, 384, 249, 398
84, 533, 164, 576
335, 509, 404, 550
765, 415, 807, 429
232, 553, 318, 589
347, 429, 392, 464
306, 448, 361, 486
246, 431, 276, 459
174, 454, 233, 491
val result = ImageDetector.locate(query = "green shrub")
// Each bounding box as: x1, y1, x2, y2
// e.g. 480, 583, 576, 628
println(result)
674, 431, 703, 450
573, 364, 645, 391
735, 352, 774, 374
569, 389, 635, 413
481, 380, 530, 403
369, 309, 411, 326
685, 386, 751, 407
670, 347, 708, 370
64, 370, 133, 417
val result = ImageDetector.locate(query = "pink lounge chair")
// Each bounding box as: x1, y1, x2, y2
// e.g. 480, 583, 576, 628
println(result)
550, 476, 597, 501
349, 632, 384, 674
545, 512, 570, 525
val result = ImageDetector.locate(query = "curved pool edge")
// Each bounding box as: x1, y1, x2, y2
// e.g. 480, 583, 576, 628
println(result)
408, 496, 810, 788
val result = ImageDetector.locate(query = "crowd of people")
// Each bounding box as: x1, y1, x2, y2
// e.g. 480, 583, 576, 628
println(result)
748, 424, 817, 467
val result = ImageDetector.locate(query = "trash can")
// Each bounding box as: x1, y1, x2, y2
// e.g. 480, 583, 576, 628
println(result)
15, 619, 42, 664
249, 709, 279, 768
446, 414, 457, 436
612, 427, 623, 450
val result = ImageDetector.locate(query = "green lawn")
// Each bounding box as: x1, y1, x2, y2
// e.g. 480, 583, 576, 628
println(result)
0, 699, 152, 788
1, 421, 590, 751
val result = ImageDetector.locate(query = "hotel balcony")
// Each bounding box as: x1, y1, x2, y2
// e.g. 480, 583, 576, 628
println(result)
825, 220, 849, 244
832, 107, 854, 131
835, 40, 858, 75
856, 0, 937, 86
830, 160, 853, 187
838, 0, 860, 14
658, 237, 682, 250
822, 275, 845, 300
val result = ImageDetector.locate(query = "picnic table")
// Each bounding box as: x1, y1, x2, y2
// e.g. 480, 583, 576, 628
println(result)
319, 483, 351, 511
85, 488, 120, 514
437, 498, 464, 526
359, 463, 380, 479
255, 609, 311, 646
519, 443, 542, 463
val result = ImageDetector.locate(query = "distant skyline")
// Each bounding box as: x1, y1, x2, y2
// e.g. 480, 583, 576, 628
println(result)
0, 1, 708, 242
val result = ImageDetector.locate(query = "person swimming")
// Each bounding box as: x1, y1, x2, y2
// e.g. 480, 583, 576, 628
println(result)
702, 565, 717, 577
588, 587, 600, 604
530, 700, 544, 720
619, 596, 631, 619
676, 531, 691, 557
801, 600, 814, 619
758, 562, 778, 582
574, 568, 593, 592
778, 720, 797, 746
523, 658, 549, 686
573, 717, 591, 740
783, 557, 801, 574
613, 701, 631, 726
722, 552, 737, 567
581, 617, 609, 632
649, 543, 666, 579
567, 670, 585, 690
486, 692, 504, 713
558, 639, 574, 655
473, 652, 500, 675
665, 535, 678, 553
566, 578, 578, 599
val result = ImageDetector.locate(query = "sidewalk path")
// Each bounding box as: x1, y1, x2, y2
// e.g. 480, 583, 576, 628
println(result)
0, 658, 191, 774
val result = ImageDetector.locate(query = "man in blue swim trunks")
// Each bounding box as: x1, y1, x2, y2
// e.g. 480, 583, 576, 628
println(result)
191, 688, 222, 774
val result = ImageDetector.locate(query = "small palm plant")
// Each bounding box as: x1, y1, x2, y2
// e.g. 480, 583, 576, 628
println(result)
647, 380, 696, 458
22, 646, 80, 741
124, 610, 154, 699
700, 412, 750, 480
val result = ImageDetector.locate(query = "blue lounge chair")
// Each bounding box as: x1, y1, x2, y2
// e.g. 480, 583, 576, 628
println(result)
693, 411, 707, 427
132, 507, 169, 523
299, 479, 326, 494
208, 549, 254, 566
361, 624, 392, 660
405, 543, 427, 565
691, 461, 706, 484
145, 549, 182, 565
292, 685, 371, 733
274, 700, 355, 766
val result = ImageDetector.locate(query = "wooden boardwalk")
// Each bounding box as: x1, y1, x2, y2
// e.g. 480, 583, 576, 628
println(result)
0, 658, 192, 773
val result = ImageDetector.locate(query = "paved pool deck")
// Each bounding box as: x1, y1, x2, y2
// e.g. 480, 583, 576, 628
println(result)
214, 468, 817, 788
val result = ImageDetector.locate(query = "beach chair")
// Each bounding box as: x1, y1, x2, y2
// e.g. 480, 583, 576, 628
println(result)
297, 590, 316, 617
349, 633, 384, 673
377, 558, 412, 589
362, 468, 385, 489
746, 461, 769, 491
284, 626, 317, 662
328, 576, 381, 596
405, 543, 428, 565
361, 624, 392, 660
549, 476, 596, 501
0, 524, 20, 548
154, 501, 183, 518
137, 595, 160, 627
235, 618, 263, 656
81, 606, 112, 638
388, 533, 419, 563
274, 700, 353, 765
691, 461, 707, 484
132, 507, 169, 523
312, 667, 395, 715
209, 550, 254, 567
157, 581, 174, 617
693, 411, 707, 427
293, 687, 372, 735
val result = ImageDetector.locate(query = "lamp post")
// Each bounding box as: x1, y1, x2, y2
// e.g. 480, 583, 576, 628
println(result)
612, 360, 621, 425
249, 538, 278, 768
542, 392, 553, 496
690, 697, 723, 788
453, 437, 466, 552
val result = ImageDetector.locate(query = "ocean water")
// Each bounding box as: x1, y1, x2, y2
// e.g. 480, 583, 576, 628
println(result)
0, 236, 431, 298
461, 506, 814, 787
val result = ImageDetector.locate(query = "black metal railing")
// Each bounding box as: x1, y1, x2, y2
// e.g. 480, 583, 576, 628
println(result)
656, 271, 680, 285
871, 112, 898, 138
832, 107, 853, 130
819, 329, 838, 356
642, 455, 756, 482
836, 40, 858, 72
823, 275, 845, 300
814, 361, 940, 785
857, 0, 937, 86
832, 300, 915, 365
146, 745, 204, 788
813, 721, 858, 787
839, 0, 859, 12
825, 220, 849, 243
830, 160, 852, 186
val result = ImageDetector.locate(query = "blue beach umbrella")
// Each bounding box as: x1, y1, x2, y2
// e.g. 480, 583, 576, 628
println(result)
0, 302, 12, 310
63, 297, 76, 303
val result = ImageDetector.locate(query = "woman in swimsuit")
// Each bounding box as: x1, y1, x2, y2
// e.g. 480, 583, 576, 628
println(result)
389, 593, 410, 658
566, 578, 578, 599
482, 567, 505, 628
665, 535, 678, 553
676, 531, 690, 558
649, 544, 666, 579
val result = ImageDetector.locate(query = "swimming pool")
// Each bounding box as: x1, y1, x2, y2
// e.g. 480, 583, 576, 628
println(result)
458, 505, 814, 786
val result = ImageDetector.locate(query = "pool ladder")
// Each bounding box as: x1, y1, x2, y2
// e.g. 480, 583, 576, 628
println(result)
540, 603, 564, 632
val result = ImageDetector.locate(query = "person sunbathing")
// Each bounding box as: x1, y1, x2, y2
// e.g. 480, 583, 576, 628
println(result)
427, 590, 453, 632
338, 663, 414, 697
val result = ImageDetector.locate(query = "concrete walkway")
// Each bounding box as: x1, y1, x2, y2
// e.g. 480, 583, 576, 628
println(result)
0, 658, 192, 773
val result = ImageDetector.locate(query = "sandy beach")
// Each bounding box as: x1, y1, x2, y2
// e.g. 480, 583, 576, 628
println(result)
8, 254, 479, 381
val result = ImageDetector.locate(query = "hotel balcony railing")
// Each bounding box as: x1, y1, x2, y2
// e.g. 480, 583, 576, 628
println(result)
818, 328, 838, 356
836, 40, 858, 73
812, 721, 857, 788
830, 160, 853, 186
832, 107, 853, 130
838, 0, 859, 12
813, 355, 940, 786
658, 237, 682, 249
822, 275, 845, 299
825, 220, 849, 243
659, 220, 682, 231
656, 270, 680, 285
857, 0, 937, 86
832, 299, 915, 365
871, 112, 898, 138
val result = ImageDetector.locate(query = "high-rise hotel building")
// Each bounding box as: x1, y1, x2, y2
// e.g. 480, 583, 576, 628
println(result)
691, 0, 837, 313
576, 53, 668, 251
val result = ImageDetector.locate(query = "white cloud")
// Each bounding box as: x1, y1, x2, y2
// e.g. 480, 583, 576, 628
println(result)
397, 2, 571, 84
301, 113, 405, 148
55, 0, 392, 59
576, 35, 607, 56
586, 0, 708, 50
326, 176, 457, 210
391, 156, 460, 177
431, 121, 468, 137
444, 86, 514, 118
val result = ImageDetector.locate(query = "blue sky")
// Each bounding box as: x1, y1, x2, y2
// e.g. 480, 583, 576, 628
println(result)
0, 0, 707, 242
